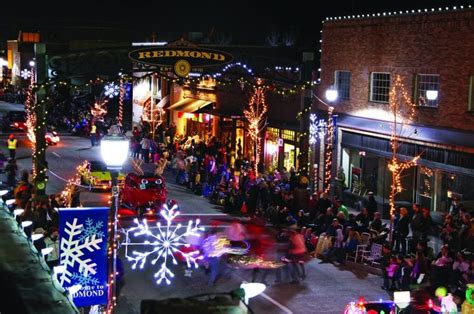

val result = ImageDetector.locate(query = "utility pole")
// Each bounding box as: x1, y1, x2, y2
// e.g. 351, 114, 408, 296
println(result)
298, 52, 314, 177
34, 43, 47, 196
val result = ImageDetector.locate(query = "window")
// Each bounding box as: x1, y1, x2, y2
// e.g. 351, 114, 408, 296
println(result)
370, 72, 390, 103
415, 74, 440, 107
281, 129, 295, 141
469, 75, 474, 111
335, 71, 351, 100
21, 32, 40, 43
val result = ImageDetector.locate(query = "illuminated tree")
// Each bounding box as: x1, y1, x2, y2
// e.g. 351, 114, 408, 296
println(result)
388, 75, 419, 239
244, 79, 268, 174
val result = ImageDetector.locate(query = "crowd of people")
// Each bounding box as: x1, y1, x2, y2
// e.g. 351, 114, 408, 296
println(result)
144, 130, 474, 309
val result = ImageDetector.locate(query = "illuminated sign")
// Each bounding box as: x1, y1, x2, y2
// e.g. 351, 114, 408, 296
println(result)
129, 47, 233, 77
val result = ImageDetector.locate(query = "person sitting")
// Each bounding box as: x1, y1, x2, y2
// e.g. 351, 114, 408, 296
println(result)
355, 207, 370, 232
343, 227, 361, 256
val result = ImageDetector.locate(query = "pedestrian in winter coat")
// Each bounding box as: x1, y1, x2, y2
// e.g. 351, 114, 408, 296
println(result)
5, 158, 17, 187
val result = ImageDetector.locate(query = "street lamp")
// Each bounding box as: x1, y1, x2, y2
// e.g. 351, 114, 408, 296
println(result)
325, 86, 338, 102
100, 134, 129, 312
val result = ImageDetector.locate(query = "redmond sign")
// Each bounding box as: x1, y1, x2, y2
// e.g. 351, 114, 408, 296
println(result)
129, 47, 233, 77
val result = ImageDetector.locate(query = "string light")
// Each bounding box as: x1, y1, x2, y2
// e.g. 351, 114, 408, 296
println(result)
118, 78, 124, 124
25, 66, 37, 177
388, 75, 420, 235
324, 107, 334, 194
244, 79, 268, 175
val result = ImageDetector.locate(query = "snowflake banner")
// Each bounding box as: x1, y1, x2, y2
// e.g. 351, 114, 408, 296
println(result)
59, 207, 108, 307
122, 204, 204, 285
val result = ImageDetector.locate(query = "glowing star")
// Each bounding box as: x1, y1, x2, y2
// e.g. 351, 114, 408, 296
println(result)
123, 204, 204, 285
104, 83, 119, 98
21, 69, 32, 79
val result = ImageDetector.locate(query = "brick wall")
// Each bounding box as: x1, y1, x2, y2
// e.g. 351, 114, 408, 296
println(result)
319, 10, 474, 132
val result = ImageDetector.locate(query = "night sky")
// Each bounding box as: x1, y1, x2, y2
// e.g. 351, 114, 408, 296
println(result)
0, 0, 471, 46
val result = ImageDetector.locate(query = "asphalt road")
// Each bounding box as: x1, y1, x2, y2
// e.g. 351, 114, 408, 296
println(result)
0, 112, 387, 313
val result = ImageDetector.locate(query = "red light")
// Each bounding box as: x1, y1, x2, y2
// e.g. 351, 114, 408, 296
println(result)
428, 299, 433, 308
358, 297, 365, 306
14, 122, 18, 127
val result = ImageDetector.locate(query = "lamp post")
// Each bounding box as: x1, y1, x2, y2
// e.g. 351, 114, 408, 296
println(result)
100, 134, 129, 313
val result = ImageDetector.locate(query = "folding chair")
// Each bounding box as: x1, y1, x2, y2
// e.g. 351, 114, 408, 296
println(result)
355, 232, 371, 263
362, 243, 383, 266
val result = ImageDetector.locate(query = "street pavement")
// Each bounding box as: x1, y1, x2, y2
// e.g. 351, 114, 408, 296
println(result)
0, 125, 388, 314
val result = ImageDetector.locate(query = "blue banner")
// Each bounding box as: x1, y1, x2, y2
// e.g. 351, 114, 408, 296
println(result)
58, 207, 109, 307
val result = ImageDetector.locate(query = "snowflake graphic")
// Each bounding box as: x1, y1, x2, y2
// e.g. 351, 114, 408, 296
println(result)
71, 272, 99, 286
59, 218, 103, 285
21, 69, 32, 80
123, 204, 204, 285
79, 218, 105, 243
104, 83, 119, 98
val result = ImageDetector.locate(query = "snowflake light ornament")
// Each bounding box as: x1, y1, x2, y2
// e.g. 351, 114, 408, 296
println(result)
123, 203, 204, 285
21, 69, 32, 80
104, 83, 119, 98
59, 218, 103, 285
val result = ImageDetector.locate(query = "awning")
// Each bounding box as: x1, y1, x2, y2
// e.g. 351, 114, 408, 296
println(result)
167, 98, 213, 113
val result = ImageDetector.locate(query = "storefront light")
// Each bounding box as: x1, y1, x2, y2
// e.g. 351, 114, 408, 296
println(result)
266, 142, 278, 155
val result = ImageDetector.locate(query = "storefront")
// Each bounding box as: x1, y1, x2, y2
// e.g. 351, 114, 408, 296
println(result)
264, 126, 300, 172
338, 120, 474, 216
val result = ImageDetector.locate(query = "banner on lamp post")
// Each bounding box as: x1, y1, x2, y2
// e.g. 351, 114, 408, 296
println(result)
58, 207, 109, 307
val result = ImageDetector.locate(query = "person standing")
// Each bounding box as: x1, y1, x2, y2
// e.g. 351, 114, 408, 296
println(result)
5, 158, 17, 187
90, 122, 97, 146
7, 134, 17, 159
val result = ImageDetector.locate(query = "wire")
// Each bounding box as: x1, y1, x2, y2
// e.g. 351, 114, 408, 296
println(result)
312, 92, 334, 109
46, 167, 91, 190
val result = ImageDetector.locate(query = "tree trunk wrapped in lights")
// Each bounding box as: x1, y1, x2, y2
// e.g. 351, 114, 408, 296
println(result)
24, 68, 36, 175
244, 79, 268, 175
388, 74, 419, 240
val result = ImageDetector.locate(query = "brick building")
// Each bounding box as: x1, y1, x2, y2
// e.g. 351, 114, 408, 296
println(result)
317, 7, 474, 218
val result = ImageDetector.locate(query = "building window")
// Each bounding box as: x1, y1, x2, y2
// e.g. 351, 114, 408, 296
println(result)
369, 72, 390, 103
281, 129, 295, 141
469, 75, 474, 111
415, 74, 440, 107
335, 71, 351, 100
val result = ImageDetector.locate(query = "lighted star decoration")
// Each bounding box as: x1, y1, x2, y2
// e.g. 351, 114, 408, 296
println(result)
21, 69, 32, 80
123, 204, 204, 285
104, 83, 119, 98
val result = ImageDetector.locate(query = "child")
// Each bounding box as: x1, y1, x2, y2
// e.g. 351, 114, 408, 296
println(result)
386, 256, 400, 290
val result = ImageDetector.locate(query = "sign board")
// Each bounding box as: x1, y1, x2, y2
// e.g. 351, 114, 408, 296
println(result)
351, 166, 361, 195
58, 207, 109, 307
129, 46, 233, 77
277, 138, 284, 147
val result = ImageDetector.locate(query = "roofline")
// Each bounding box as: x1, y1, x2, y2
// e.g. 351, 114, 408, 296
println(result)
323, 4, 472, 23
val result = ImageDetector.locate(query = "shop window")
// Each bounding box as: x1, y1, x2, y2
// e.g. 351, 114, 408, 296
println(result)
370, 72, 390, 103
335, 71, 351, 100
267, 127, 279, 139
414, 74, 440, 107
437, 171, 474, 213
281, 129, 295, 141
417, 166, 434, 210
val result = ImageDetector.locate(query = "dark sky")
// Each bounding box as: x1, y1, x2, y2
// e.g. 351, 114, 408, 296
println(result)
1, 0, 471, 46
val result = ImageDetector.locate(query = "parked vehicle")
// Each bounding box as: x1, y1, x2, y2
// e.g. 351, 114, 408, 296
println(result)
2, 111, 27, 131
121, 173, 167, 217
